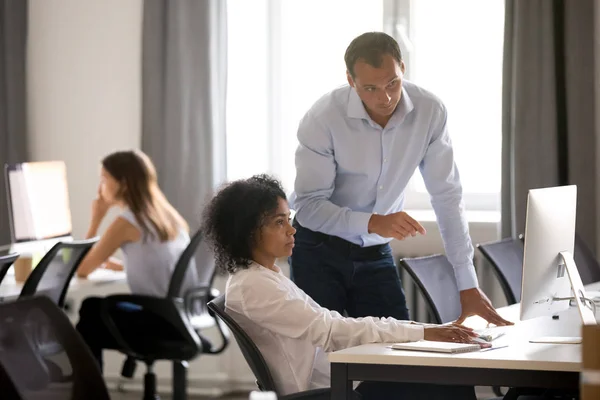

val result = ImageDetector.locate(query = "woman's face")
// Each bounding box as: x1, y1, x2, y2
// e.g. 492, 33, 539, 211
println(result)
99, 167, 122, 204
253, 197, 296, 260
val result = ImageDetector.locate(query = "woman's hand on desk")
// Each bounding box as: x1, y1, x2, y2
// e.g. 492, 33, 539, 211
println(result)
424, 324, 479, 343
103, 257, 124, 271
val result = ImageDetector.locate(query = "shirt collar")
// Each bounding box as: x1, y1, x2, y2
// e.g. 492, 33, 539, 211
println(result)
346, 86, 415, 128
250, 261, 282, 274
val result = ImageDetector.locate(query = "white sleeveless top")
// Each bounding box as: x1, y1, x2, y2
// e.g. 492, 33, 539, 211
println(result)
119, 208, 198, 297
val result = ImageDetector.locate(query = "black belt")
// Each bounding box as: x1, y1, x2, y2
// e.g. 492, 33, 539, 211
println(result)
293, 219, 389, 257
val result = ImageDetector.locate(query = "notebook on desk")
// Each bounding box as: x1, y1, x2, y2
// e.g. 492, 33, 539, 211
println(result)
391, 341, 481, 354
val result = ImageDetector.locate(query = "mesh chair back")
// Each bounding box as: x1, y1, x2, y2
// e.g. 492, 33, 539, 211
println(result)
399, 255, 461, 324
0, 253, 19, 285
477, 238, 524, 304
20, 239, 98, 306
167, 228, 207, 298
0, 296, 110, 400
574, 234, 600, 285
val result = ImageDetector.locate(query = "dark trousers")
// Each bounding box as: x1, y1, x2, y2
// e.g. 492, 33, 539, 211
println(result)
290, 222, 476, 399
76, 297, 175, 372
290, 220, 409, 320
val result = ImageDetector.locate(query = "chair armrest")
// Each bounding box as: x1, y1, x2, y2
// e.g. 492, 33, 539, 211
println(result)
100, 294, 201, 359
182, 286, 220, 313
183, 286, 230, 355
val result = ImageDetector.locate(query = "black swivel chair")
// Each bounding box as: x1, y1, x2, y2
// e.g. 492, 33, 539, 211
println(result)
19, 239, 99, 307
399, 254, 462, 324
0, 253, 19, 285
208, 295, 352, 400
477, 238, 525, 305
0, 296, 111, 400
101, 228, 229, 400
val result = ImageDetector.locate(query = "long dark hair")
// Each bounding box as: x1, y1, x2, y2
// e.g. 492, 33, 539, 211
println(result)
102, 150, 188, 241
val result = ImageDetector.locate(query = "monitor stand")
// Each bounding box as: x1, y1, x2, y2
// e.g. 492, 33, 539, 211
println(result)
528, 251, 597, 345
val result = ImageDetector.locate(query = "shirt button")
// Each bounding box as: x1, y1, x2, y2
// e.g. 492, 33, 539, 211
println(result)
379, 185, 384, 190
383, 158, 387, 163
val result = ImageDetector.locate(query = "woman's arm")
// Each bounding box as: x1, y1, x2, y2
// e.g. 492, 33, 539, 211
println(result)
86, 187, 111, 239
103, 257, 124, 271
77, 217, 138, 278
230, 274, 424, 353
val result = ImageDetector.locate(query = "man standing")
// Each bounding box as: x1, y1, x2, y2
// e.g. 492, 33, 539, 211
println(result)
289, 32, 509, 326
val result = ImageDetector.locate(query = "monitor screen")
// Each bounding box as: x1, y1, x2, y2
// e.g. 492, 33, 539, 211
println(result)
4, 161, 72, 243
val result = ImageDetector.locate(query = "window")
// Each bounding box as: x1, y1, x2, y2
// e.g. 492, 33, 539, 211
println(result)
226, 0, 504, 211
397, 0, 504, 211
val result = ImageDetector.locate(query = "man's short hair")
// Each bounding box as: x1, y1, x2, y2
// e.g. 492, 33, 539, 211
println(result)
344, 32, 403, 78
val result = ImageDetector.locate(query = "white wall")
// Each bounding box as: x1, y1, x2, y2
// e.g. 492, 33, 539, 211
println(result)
27, 0, 143, 238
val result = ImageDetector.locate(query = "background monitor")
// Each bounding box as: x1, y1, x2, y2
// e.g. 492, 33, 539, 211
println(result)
4, 161, 72, 246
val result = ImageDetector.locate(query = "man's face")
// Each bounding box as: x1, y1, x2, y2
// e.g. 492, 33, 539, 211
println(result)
347, 54, 405, 123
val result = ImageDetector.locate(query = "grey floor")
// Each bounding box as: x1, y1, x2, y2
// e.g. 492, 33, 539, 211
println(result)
109, 390, 250, 400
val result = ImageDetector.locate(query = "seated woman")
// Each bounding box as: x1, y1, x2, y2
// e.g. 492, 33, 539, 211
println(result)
75, 149, 198, 369
202, 174, 480, 400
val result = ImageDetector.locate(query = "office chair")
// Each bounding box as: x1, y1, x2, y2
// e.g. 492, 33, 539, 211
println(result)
399, 254, 462, 324
477, 238, 524, 305
102, 228, 229, 400
0, 253, 19, 285
400, 255, 514, 399
208, 295, 358, 400
573, 234, 600, 285
0, 296, 110, 400
19, 239, 99, 307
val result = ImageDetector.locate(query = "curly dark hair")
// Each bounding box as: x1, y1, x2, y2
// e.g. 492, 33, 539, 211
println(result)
202, 174, 287, 274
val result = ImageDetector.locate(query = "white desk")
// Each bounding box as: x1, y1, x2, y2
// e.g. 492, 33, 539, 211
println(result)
0, 268, 127, 300
329, 282, 600, 399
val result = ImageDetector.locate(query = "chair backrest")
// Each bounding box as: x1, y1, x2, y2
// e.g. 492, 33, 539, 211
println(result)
399, 255, 461, 324
0, 296, 110, 400
167, 227, 207, 298
0, 253, 19, 285
19, 239, 98, 307
574, 233, 600, 285
207, 295, 279, 393
476, 238, 524, 305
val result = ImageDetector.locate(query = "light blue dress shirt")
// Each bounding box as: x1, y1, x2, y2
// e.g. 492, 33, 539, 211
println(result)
289, 81, 478, 290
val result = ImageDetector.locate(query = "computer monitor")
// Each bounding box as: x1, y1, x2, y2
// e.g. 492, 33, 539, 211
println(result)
520, 185, 596, 343
3, 161, 73, 255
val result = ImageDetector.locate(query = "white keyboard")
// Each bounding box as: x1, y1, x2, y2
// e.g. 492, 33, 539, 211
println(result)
476, 326, 513, 342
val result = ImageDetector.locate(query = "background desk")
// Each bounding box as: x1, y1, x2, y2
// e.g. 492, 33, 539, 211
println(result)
329, 282, 600, 399
0, 268, 128, 302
